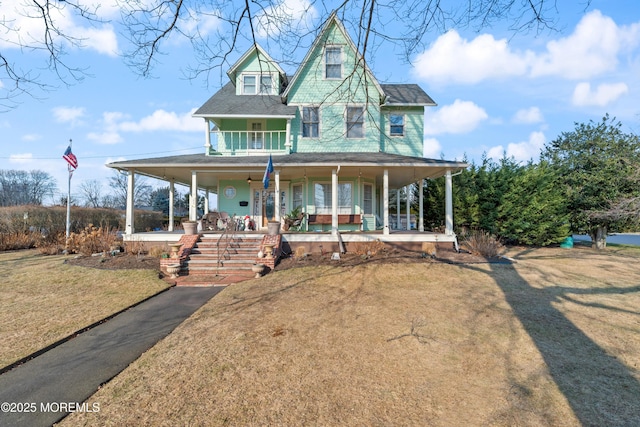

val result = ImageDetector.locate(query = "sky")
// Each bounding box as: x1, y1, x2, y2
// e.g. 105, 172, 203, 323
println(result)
0, 0, 639, 204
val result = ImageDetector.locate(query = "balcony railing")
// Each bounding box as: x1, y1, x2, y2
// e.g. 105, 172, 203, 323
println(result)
211, 130, 288, 155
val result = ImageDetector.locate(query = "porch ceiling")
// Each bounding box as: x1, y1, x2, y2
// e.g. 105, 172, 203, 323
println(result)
107, 152, 468, 190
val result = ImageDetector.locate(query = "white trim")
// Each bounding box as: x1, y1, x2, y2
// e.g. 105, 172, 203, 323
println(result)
345, 105, 365, 139
324, 45, 343, 80
300, 105, 321, 139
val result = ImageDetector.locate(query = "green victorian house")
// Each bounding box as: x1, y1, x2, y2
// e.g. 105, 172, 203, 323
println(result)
108, 14, 467, 251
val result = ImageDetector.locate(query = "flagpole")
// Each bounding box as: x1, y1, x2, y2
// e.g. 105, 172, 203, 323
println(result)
65, 139, 72, 248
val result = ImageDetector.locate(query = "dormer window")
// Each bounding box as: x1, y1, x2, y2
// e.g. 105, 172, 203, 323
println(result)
259, 75, 273, 94
242, 75, 256, 94
242, 74, 274, 95
325, 46, 342, 79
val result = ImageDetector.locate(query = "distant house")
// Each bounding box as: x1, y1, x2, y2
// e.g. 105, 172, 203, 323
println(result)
108, 13, 467, 247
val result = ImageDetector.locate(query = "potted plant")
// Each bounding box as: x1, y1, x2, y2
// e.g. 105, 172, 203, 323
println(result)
283, 207, 302, 231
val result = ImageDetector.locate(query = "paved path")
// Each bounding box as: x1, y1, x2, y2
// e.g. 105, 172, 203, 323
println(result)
0, 286, 223, 427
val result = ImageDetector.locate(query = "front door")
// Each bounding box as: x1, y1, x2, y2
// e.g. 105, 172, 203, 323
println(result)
253, 188, 276, 228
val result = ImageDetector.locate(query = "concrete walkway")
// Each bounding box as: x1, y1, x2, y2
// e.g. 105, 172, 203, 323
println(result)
0, 286, 223, 427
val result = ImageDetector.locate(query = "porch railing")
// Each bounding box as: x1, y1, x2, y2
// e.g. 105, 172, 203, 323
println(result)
211, 130, 288, 155
216, 219, 238, 276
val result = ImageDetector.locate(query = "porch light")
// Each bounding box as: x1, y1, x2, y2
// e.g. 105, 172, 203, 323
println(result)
247, 175, 252, 183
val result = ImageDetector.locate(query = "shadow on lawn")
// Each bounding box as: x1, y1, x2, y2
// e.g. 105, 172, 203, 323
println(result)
463, 258, 640, 426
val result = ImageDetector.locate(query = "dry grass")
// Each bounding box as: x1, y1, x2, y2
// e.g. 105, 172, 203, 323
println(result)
61, 245, 640, 426
0, 249, 169, 368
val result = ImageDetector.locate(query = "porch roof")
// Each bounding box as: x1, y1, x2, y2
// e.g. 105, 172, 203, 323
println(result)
107, 152, 468, 190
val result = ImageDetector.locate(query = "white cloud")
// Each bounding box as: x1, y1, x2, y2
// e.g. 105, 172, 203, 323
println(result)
572, 82, 629, 107
254, 0, 319, 39
488, 131, 546, 162
412, 10, 640, 84
52, 106, 86, 125
412, 31, 530, 84
530, 10, 640, 79
425, 100, 488, 135
22, 134, 41, 141
9, 153, 34, 164
423, 138, 442, 158
118, 109, 201, 132
512, 107, 543, 124
0, 2, 119, 55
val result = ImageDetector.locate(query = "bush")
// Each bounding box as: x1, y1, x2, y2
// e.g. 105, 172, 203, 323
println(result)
461, 230, 503, 258
0, 206, 164, 252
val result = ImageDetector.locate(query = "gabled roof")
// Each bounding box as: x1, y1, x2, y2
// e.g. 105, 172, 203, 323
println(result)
192, 82, 297, 118
226, 43, 286, 87
282, 13, 384, 101
381, 84, 437, 107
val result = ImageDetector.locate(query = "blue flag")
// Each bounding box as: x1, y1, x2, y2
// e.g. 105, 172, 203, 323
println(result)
263, 154, 274, 189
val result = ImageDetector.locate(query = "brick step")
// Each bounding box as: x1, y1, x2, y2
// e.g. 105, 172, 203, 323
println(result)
186, 258, 256, 266
185, 266, 256, 276
191, 247, 257, 255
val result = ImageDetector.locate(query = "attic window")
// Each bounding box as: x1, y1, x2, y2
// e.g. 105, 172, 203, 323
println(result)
243, 75, 256, 94
325, 46, 342, 79
259, 75, 273, 94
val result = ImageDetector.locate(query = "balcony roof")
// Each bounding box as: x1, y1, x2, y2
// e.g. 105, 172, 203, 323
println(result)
193, 82, 297, 118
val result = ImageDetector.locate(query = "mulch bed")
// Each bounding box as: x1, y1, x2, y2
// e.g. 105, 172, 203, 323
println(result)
65, 244, 503, 272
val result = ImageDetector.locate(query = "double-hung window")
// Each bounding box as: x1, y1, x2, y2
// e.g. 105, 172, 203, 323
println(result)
346, 106, 364, 138
259, 75, 272, 94
243, 75, 256, 94
302, 107, 319, 138
314, 182, 352, 214
325, 46, 342, 79
292, 184, 303, 210
389, 114, 404, 136
363, 183, 373, 215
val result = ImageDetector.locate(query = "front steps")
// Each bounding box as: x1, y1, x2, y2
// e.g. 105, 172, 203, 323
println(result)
175, 234, 263, 286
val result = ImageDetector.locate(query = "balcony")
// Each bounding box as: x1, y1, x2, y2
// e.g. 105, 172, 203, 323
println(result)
212, 130, 289, 155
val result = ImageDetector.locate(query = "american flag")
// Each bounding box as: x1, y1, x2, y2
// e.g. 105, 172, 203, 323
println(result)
63, 145, 78, 169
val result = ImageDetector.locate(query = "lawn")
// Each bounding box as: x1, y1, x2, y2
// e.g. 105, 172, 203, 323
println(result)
60, 244, 640, 426
0, 250, 170, 369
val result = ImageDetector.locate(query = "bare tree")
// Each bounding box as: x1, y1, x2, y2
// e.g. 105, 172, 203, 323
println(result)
108, 170, 152, 209
0, 169, 58, 206
78, 179, 104, 208
1, 1, 593, 109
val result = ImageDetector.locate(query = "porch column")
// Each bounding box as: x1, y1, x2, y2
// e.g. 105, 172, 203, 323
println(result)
125, 170, 135, 235
383, 169, 389, 235
331, 169, 338, 236
275, 170, 281, 221
190, 171, 198, 221
405, 185, 410, 230
168, 179, 175, 232
285, 119, 292, 153
419, 179, 424, 232
204, 189, 210, 213
445, 170, 453, 235
396, 190, 401, 230
204, 119, 212, 155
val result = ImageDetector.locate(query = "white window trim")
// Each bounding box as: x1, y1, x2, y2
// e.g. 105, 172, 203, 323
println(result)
314, 181, 353, 214
345, 105, 365, 139
362, 182, 374, 215
301, 105, 321, 139
389, 112, 405, 137
241, 72, 276, 95
324, 45, 343, 80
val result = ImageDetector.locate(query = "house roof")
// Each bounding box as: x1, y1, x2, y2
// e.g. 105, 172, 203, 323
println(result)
107, 152, 468, 189
192, 82, 297, 118
381, 84, 436, 106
